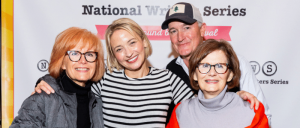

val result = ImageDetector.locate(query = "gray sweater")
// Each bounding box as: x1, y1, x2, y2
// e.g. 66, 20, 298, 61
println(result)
176, 85, 255, 128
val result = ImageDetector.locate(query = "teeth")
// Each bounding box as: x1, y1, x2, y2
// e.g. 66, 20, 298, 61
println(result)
76, 68, 88, 71
206, 80, 218, 82
128, 56, 138, 62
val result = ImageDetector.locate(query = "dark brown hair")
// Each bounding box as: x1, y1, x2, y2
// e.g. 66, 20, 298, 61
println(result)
189, 39, 241, 90
48, 27, 105, 82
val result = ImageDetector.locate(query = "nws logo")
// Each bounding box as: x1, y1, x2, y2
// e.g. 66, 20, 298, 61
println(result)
250, 61, 277, 76
37, 59, 49, 72
250, 61, 260, 75
262, 61, 277, 76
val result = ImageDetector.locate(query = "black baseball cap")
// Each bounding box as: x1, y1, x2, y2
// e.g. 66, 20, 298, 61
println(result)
161, 2, 203, 29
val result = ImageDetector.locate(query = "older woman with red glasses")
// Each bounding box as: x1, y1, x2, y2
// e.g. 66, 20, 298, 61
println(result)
167, 39, 269, 128
10, 27, 105, 128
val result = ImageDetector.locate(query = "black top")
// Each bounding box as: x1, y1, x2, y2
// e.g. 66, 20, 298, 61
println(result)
60, 71, 92, 128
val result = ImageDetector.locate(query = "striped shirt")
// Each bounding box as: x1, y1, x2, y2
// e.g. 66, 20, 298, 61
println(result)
92, 67, 194, 127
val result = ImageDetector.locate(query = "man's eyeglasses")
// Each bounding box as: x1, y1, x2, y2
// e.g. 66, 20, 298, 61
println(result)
66, 51, 98, 63
197, 63, 229, 74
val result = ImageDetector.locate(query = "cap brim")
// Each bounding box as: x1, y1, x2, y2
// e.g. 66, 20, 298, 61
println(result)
161, 15, 197, 29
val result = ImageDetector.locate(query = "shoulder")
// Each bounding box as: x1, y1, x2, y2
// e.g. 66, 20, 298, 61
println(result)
104, 68, 124, 78
236, 54, 250, 66
148, 67, 171, 76
21, 91, 60, 109
166, 57, 179, 69
235, 54, 254, 75
175, 97, 197, 114
227, 92, 254, 110
42, 74, 62, 91
151, 67, 170, 73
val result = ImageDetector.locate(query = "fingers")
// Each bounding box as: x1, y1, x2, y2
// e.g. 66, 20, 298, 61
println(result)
236, 91, 260, 110
40, 84, 51, 94
31, 91, 35, 95
41, 81, 55, 94
236, 91, 241, 96
255, 98, 260, 110
35, 85, 42, 94
249, 96, 254, 109
36, 80, 55, 94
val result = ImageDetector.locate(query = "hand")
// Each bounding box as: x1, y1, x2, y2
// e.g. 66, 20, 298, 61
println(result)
236, 90, 260, 110
31, 80, 55, 95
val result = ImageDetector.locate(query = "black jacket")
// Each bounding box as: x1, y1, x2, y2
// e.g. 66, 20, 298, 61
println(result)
10, 75, 104, 128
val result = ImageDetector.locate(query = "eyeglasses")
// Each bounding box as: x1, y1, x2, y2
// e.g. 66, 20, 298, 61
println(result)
197, 63, 229, 74
66, 51, 98, 63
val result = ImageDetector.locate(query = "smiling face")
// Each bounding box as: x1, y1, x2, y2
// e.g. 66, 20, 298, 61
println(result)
110, 29, 148, 72
168, 21, 206, 59
62, 42, 96, 87
193, 50, 233, 99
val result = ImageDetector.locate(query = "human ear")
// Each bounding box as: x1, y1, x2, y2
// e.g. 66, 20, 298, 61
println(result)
193, 72, 198, 81
62, 57, 67, 70
227, 71, 234, 82
200, 23, 207, 37
143, 39, 148, 48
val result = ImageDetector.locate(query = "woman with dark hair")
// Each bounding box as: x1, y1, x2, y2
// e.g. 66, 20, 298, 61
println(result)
167, 39, 269, 128
10, 27, 105, 128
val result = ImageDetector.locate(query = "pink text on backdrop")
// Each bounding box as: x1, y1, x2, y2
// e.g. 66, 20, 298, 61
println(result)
95, 25, 231, 41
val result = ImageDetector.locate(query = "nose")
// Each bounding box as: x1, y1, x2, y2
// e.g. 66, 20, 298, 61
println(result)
207, 66, 217, 76
177, 30, 185, 42
78, 54, 87, 64
125, 47, 134, 58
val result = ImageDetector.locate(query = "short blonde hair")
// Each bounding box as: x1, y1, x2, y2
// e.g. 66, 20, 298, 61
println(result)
48, 27, 105, 82
105, 18, 152, 72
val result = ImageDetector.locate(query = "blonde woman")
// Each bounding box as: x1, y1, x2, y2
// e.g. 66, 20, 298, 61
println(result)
34, 18, 261, 127
35, 18, 194, 127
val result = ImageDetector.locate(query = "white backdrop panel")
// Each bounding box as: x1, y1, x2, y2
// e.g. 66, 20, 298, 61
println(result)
14, 0, 300, 127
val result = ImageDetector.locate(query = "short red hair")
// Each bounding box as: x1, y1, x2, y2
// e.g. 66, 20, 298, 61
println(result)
48, 27, 105, 82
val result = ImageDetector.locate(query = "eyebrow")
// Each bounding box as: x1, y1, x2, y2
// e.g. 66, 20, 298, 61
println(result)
127, 38, 135, 43
168, 27, 175, 31
112, 38, 135, 51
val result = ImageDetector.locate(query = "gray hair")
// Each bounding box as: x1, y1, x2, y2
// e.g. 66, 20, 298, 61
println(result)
197, 20, 202, 28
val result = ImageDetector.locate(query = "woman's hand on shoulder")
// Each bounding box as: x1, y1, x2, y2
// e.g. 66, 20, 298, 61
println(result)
236, 90, 260, 110
31, 80, 55, 95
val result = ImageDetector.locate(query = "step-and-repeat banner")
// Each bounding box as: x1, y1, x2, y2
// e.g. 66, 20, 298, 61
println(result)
2, 0, 300, 127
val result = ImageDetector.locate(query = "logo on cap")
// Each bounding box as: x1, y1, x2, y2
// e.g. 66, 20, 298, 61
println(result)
169, 4, 185, 16
174, 6, 178, 12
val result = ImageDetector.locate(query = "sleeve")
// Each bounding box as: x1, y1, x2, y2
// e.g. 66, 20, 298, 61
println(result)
237, 55, 272, 124
169, 71, 194, 104
246, 101, 269, 128
10, 94, 46, 128
166, 103, 181, 128
91, 71, 106, 98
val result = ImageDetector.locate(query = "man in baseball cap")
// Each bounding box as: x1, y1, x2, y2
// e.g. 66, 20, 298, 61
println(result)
162, 2, 271, 124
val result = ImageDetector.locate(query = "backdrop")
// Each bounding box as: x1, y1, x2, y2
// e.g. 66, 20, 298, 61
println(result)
2, 0, 300, 127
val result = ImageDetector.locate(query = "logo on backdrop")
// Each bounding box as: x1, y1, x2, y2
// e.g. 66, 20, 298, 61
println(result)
82, 5, 171, 16
37, 59, 49, 72
262, 61, 277, 76
250, 61, 288, 84
250, 61, 260, 75
82, 5, 246, 17
95, 25, 231, 41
